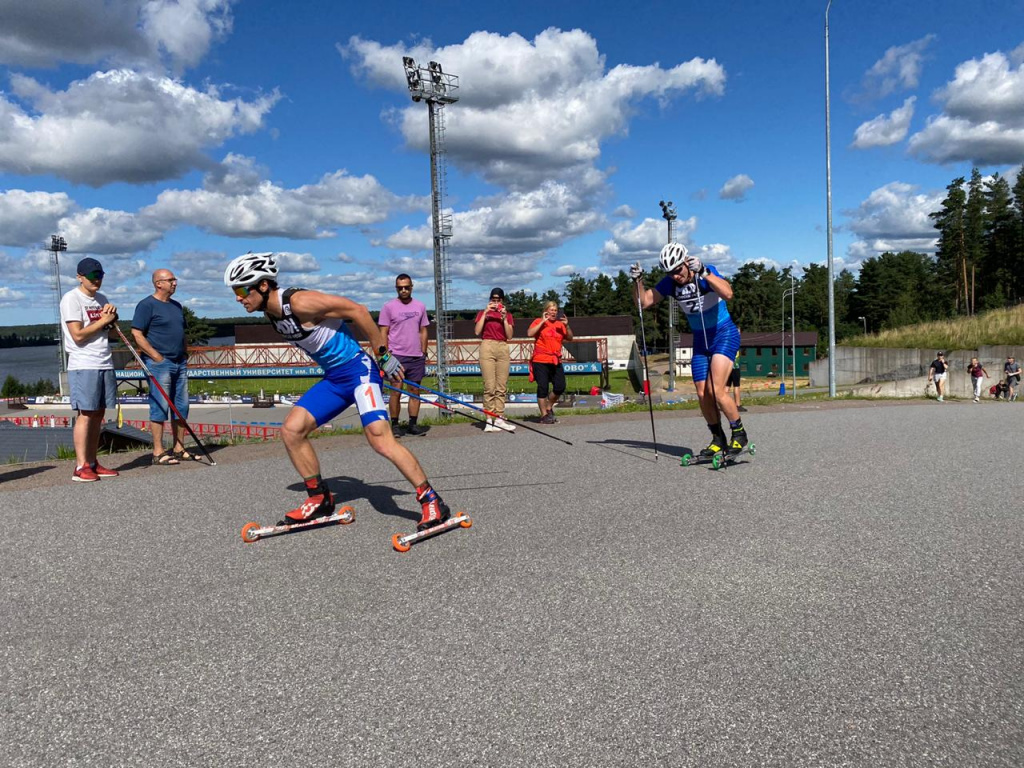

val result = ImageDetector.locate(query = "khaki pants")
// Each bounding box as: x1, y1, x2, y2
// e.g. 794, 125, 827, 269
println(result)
479, 339, 510, 418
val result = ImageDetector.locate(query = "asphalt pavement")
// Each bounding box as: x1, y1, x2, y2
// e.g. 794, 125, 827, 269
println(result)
1, 399, 1021, 767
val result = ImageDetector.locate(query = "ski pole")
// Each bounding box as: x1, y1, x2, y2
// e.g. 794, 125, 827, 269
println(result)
381, 381, 491, 427
635, 293, 659, 459
401, 379, 574, 446
114, 325, 216, 465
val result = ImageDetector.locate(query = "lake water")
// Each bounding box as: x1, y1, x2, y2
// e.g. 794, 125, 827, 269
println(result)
0, 336, 235, 388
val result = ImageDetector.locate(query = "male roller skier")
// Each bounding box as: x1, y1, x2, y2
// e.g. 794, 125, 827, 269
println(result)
631, 243, 750, 457
224, 252, 450, 530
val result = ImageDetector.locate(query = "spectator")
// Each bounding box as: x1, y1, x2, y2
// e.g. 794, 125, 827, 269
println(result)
378, 273, 430, 437
1004, 356, 1020, 402
474, 287, 515, 432
967, 357, 988, 403
991, 380, 1010, 400
60, 258, 120, 482
132, 269, 191, 465
928, 352, 949, 402
728, 340, 746, 412
527, 301, 573, 424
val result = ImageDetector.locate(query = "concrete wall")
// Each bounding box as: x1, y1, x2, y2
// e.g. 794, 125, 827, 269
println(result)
809, 345, 1024, 398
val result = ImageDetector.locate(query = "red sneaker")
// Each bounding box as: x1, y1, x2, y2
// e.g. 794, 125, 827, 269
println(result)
279, 492, 335, 526
73, 465, 100, 483
416, 486, 451, 531
91, 462, 119, 478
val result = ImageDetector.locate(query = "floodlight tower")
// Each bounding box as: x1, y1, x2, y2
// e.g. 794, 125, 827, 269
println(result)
659, 200, 677, 391
403, 56, 459, 399
49, 234, 68, 394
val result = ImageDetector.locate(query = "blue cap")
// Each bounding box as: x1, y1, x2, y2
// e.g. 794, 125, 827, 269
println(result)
77, 257, 103, 276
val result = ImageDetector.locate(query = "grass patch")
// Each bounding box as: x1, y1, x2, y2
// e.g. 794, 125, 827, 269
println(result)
844, 305, 1024, 349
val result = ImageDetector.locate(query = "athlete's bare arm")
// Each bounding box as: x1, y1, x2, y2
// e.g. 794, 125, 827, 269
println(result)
288, 290, 389, 352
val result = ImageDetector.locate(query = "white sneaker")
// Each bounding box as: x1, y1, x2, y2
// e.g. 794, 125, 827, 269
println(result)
937, 396, 943, 402
974, 397, 980, 403
483, 418, 498, 432
494, 418, 516, 432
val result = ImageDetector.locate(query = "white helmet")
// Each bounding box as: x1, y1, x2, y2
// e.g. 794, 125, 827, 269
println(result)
659, 242, 689, 273
224, 252, 278, 288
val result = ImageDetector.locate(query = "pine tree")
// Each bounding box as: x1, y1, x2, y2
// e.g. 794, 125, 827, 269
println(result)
983, 173, 1016, 309
964, 168, 987, 315
929, 177, 968, 314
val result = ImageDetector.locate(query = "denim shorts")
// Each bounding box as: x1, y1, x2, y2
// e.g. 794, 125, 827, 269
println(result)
69, 369, 117, 412
147, 358, 190, 422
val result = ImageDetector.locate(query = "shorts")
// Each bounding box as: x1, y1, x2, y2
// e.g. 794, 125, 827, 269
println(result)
1007, 374, 1021, 386
532, 361, 566, 399
69, 369, 117, 412
147, 358, 189, 422
295, 353, 389, 428
397, 354, 426, 384
727, 369, 741, 387
691, 324, 741, 383
933, 372, 947, 382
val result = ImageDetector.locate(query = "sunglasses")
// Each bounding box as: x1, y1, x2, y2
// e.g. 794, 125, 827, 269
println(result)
83, 271, 104, 282
396, 285, 413, 292
232, 285, 258, 298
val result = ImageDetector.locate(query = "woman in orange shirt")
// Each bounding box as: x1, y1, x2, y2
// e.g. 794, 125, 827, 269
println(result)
527, 301, 573, 424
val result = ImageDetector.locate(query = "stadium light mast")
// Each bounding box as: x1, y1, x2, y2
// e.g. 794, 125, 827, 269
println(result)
49, 234, 68, 394
403, 56, 459, 400
659, 200, 677, 391
824, 0, 837, 396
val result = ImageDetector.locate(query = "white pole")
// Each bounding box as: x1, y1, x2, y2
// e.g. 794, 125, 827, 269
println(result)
825, 0, 836, 397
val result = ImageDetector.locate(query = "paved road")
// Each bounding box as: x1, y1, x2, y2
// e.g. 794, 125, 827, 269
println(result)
2, 400, 1021, 767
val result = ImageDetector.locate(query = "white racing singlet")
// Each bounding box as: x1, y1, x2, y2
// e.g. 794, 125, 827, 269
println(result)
266, 288, 363, 372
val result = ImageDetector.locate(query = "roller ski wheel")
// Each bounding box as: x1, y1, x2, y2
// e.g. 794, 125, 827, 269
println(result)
392, 511, 472, 553
240, 505, 355, 543
680, 453, 694, 467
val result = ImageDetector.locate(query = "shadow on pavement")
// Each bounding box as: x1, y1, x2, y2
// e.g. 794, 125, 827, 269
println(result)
0, 465, 56, 484
588, 438, 691, 461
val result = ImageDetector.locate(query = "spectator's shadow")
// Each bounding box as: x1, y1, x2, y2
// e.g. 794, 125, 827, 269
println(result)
587, 438, 690, 462
0, 465, 55, 484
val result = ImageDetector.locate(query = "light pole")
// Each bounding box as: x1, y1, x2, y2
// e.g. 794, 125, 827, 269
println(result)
858, 316, 867, 334
659, 200, 677, 391
783, 275, 797, 398
48, 234, 68, 394
825, 0, 837, 397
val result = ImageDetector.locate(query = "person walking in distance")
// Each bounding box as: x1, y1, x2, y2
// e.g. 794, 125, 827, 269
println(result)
1004, 356, 1020, 401
728, 339, 746, 412
60, 258, 120, 482
527, 301, 573, 424
631, 243, 748, 457
379, 274, 430, 437
132, 269, 192, 464
928, 352, 949, 402
224, 252, 452, 531
967, 357, 989, 403
474, 287, 516, 432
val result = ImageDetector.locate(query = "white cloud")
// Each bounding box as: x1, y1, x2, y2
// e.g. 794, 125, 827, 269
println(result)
719, 174, 754, 202
612, 204, 636, 219
0, 0, 234, 71
0, 190, 74, 246
57, 207, 165, 255
852, 97, 916, 148
0, 286, 27, 306
0, 70, 278, 185
147, 155, 426, 238
854, 35, 935, 101
909, 46, 1024, 165
844, 181, 942, 258
344, 29, 725, 191
598, 216, 699, 268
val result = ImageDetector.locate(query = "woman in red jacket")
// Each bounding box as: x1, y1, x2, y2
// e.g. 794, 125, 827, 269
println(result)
527, 301, 573, 424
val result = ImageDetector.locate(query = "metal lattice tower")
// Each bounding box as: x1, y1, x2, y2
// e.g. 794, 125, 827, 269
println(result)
659, 201, 677, 391
403, 57, 459, 399
49, 234, 68, 392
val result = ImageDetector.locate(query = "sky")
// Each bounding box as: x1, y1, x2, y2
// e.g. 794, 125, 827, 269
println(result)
1, 0, 1023, 327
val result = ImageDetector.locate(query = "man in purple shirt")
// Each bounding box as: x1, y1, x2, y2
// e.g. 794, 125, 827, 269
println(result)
379, 274, 431, 436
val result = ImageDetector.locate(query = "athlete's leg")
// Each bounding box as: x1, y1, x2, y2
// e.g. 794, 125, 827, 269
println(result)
709, 354, 739, 423
281, 405, 322, 478
363, 420, 428, 487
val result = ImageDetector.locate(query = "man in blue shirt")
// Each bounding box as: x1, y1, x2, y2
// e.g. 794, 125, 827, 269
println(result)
132, 269, 191, 464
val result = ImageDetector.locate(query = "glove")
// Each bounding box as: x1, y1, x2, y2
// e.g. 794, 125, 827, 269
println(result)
376, 349, 403, 380
629, 263, 644, 281
684, 254, 707, 277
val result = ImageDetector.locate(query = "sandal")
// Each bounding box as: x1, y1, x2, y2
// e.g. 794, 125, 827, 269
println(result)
152, 451, 180, 466
173, 449, 197, 461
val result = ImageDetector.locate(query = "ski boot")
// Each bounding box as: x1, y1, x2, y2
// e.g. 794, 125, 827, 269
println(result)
727, 425, 749, 456
416, 485, 451, 531
278, 490, 336, 526
700, 427, 728, 458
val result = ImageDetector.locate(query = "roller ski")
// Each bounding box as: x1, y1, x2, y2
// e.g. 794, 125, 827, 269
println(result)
241, 491, 355, 543
681, 425, 755, 470
391, 485, 471, 552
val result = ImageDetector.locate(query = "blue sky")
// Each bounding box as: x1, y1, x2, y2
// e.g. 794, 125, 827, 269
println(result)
1, 0, 1023, 327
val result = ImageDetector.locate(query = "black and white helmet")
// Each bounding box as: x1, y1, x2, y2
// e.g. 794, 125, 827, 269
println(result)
659, 242, 689, 273
224, 252, 278, 288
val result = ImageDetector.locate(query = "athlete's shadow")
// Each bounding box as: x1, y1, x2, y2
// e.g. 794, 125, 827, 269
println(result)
587, 438, 691, 462
288, 474, 418, 523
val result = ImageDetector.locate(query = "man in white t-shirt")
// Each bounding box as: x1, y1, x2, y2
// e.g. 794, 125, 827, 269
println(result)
60, 257, 121, 482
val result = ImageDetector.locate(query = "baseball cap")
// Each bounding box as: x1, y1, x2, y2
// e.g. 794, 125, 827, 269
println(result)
490, 287, 505, 300
77, 257, 104, 276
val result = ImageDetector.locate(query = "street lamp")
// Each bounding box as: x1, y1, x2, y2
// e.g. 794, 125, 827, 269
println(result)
659, 200, 677, 391
48, 234, 68, 394
824, 0, 837, 397
782, 274, 797, 399
858, 316, 867, 334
